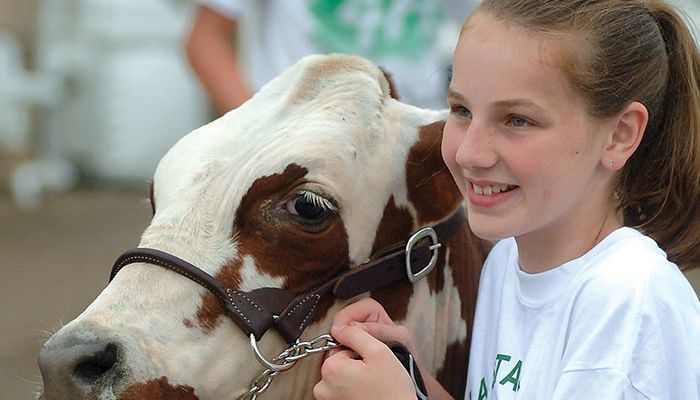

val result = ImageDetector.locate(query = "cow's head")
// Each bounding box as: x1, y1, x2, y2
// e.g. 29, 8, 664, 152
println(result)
38, 54, 485, 400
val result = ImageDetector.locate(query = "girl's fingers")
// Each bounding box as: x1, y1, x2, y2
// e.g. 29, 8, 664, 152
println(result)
319, 348, 363, 384
331, 297, 394, 330
331, 324, 393, 361
330, 321, 416, 356
324, 346, 342, 359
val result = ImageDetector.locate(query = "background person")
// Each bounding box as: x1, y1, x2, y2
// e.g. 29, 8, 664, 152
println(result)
184, 0, 478, 115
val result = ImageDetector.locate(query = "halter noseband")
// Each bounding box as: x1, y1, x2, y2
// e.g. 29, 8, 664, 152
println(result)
110, 207, 465, 345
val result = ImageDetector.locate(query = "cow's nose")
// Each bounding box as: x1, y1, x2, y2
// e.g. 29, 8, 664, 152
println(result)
39, 332, 121, 397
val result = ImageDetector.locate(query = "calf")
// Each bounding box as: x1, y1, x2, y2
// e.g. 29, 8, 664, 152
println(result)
38, 54, 488, 400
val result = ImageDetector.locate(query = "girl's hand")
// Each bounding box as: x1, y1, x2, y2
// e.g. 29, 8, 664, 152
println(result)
313, 323, 417, 400
312, 298, 418, 400
328, 297, 418, 354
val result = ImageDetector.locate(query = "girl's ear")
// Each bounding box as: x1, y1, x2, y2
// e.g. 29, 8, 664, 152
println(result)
602, 101, 648, 170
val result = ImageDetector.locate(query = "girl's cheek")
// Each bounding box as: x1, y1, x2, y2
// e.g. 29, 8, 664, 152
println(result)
441, 125, 458, 164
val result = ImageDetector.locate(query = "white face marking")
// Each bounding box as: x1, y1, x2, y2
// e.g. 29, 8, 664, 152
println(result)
239, 256, 285, 291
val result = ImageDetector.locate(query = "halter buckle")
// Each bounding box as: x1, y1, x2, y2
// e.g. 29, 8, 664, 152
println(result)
405, 227, 441, 283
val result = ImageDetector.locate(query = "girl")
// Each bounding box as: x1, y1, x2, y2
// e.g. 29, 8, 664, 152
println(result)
313, 1, 700, 399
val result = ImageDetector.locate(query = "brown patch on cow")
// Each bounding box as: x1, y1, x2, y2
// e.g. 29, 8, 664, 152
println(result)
193, 163, 351, 332
369, 196, 413, 253
426, 234, 449, 295
234, 164, 349, 294
436, 339, 470, 398
194, 297, 224, 333
369, 196, 414, 321
119, 377, 198, 400
193, 255, 241, 333
194, 257, 244, 333
406, 121, 463, 225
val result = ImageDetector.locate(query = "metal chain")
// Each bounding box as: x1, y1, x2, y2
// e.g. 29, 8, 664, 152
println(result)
237, 334, 340, 400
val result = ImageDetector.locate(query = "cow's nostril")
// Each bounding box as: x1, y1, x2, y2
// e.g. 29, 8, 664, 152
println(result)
40, 333, 124, 398
74, 343, 119, 381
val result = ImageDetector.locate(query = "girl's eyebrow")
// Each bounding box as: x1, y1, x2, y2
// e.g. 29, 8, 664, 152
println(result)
494, 99, 540, 109
447, 89, 465, 102
447, 90, 544, 113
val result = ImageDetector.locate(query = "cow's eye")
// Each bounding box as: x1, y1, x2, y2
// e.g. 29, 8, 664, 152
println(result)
284, 191, 337, 222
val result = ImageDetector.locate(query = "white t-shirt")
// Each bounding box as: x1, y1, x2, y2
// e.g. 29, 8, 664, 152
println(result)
195, 0, 478, 109
466, 228, 700, 399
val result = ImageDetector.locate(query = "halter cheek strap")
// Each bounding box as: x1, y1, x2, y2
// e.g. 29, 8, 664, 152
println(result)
110, 207, 465, 344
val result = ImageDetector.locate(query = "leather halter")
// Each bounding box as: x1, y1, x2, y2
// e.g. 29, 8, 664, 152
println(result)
110, 207, 465, 345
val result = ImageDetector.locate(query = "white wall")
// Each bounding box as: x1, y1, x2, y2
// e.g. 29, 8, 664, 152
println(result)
35, 0, 208, 181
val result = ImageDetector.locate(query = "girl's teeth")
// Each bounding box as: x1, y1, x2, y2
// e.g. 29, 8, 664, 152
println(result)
474, 184, 511, 195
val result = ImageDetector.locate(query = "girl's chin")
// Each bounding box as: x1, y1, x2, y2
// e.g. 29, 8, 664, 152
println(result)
466, 216, 511, 242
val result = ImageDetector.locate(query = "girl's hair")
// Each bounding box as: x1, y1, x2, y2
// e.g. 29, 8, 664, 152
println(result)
470, 0, 700, 270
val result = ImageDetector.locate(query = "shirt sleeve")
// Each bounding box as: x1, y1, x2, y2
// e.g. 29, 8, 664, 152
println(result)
553, 250, 700, 400
552, 369, 651, 399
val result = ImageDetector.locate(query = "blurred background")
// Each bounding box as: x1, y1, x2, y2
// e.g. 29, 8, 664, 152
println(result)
1, 0, 698, 399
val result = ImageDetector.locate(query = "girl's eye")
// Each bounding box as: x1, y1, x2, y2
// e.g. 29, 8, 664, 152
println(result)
284, 191, 337, 221
508, 115, 532, 128
450, 104, 472, 119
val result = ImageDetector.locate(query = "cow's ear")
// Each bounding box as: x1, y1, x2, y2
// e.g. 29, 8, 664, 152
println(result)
378, 67, 400, 100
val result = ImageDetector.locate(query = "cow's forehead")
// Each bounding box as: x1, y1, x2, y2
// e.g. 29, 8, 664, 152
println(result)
153, 55, 398, 209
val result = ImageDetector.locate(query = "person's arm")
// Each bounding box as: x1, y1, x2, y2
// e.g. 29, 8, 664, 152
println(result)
421, 373, 455, 400
183, 5, 253, 115
314, 298, 456, 400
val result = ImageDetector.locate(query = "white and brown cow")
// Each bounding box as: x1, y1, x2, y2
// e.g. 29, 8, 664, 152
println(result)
38, 54, 488, 400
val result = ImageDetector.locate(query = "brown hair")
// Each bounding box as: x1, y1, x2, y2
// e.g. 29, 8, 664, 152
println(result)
468, 0, 700, 270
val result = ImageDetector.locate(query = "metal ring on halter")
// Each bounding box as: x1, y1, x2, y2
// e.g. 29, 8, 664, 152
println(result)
250, 334, 298, 372
405, 227, 441, 283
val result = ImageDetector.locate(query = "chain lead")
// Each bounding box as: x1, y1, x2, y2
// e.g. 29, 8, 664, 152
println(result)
237, 334, 340, 400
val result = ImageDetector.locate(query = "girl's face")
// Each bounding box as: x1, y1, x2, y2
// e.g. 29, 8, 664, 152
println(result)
443, 13, 617, 246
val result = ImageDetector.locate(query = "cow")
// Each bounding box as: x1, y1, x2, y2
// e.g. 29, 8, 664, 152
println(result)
37, 54, 488, 400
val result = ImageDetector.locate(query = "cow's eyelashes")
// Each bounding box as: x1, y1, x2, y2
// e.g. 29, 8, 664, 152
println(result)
285, 191, 336, 218
282, 191, 338, 229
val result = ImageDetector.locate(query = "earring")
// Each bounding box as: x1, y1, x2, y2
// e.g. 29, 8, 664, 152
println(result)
608, 159, 615, 166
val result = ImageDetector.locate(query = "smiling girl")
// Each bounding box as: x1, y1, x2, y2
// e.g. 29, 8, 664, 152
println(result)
313, 1, 700, 399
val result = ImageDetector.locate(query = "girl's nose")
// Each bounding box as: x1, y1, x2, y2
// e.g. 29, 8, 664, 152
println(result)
454, 121, 498, 170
